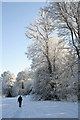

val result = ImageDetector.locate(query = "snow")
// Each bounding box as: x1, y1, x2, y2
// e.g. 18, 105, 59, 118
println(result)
1, 95, 78, 118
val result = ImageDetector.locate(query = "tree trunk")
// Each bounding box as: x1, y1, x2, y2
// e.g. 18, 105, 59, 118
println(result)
47, 56, 52, 74
53, 49, 56, 72
78, 1, 80, 40
7, 91, 12, 97
78, 1, 80, 102
78, 57, 80, 97
78, 56, 80, 120
22, 82, 24, 89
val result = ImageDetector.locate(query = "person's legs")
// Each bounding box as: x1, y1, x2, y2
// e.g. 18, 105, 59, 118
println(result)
19, 102, 21, 107
20, 101, 22, 107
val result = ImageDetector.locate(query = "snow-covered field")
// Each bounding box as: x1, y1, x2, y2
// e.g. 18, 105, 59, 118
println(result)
1, 96, 78, 118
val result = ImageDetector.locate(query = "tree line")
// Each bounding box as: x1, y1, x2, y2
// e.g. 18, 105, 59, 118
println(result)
0, 2, 80, 102
0, 70, 33, 97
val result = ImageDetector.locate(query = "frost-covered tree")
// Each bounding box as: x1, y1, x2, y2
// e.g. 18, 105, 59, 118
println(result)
32, 66, 53, 100
1, 71, 16, 97
44, 2, 80, 100
26, 9, 55, 74
25, 6, 78, 101
44, 2, 80, 57
31, 49, 78, 101
16, 70, 28, 89
16, 69, 33, 95
56, 51, 78, 101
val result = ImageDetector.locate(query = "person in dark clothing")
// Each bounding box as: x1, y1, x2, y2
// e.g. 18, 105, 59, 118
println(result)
18, 96, 23, 107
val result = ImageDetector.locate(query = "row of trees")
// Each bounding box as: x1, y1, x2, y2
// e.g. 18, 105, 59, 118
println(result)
25, 2, 80, 101
0, 70, 33, 97
1, 2, 79, 102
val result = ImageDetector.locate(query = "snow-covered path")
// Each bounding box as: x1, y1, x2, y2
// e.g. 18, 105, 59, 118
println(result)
2, 96, 78, 118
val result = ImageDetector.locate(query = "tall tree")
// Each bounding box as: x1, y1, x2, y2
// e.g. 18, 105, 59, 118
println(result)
26, 9, 54, 74
44, 1, 80, 100
25, 8, 78, 100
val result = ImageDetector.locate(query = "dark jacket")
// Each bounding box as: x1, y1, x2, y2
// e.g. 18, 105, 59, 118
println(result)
18, 96, 22, 102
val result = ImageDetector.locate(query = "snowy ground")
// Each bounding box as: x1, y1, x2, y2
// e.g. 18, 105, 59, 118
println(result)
1, 95, 78, 118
